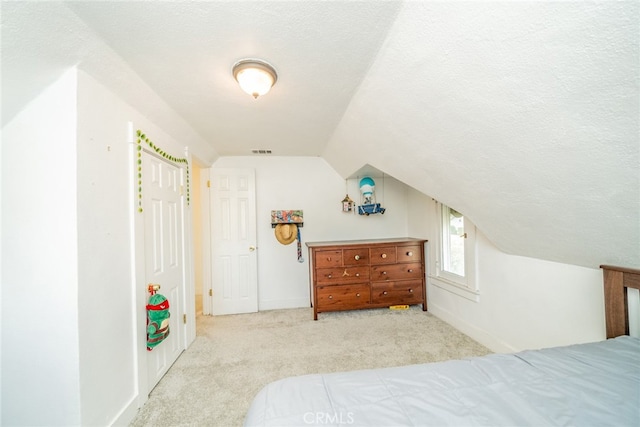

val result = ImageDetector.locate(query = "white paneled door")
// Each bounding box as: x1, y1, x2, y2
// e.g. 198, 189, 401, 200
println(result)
209, 168, 258, 315
144, 152, 185, 392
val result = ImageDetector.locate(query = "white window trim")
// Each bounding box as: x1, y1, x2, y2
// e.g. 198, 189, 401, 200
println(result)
429, 203, 479, 302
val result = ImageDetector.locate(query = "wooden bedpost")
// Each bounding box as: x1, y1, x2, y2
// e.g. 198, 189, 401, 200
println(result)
601, 265, 640, 338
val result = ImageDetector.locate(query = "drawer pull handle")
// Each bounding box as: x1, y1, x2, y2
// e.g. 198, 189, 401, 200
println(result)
409, 289, 414, 293
327, 274, 332, 278
328, 295, 333, 299
382, 271, 387, 275
381, 253, 387, 259
354, 255, 360, 260
356, 293, 361, 297
383, 291, 388, 295
355, 273, 360, 277
408, 269, 413, 273
327, 257, 332, 261
406, 251, 413, 256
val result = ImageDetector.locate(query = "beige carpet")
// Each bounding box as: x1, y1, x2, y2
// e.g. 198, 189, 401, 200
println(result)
130, 306, 491, 427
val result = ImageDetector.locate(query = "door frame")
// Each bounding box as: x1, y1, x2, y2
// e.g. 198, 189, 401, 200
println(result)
129, 124, 196, 406
201, 167, 213, 315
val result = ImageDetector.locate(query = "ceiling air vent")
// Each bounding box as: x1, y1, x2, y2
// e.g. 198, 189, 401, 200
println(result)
251, 149, 272, 154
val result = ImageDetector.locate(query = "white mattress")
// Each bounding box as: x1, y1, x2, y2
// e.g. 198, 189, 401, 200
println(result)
244, 336, 640, 426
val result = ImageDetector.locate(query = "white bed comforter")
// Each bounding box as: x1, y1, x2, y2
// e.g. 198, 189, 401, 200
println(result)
244, 336, 640, 426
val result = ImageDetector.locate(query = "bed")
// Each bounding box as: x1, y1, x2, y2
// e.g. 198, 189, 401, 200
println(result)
244, 265, 640, 426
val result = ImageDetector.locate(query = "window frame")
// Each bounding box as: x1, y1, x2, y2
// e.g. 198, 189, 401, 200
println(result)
431, 203, 479, 301
441, 206, 466, 278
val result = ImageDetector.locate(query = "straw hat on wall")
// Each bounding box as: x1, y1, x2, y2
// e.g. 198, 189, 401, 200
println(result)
274, 223, 298, 245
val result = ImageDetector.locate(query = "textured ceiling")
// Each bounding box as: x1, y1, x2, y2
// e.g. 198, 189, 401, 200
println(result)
2, 1, 638, 269
323, 1, 639, 268
3, 1, 402, 158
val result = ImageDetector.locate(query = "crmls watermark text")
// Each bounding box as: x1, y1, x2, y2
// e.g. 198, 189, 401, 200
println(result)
303, 411, 355, 425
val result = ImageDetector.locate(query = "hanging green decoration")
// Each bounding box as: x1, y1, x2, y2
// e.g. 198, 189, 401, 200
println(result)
136, 129, 191, 213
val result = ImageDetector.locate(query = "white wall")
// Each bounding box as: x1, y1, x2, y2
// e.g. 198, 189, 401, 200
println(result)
209, 157, 412, 310
0, 65, 611, 426
428, 233, 604, 353
75, 71, 139, 426
406, 186, 431, 239
407, 192, 605, 353
75, 70, 202, 425
2, 67, 207, 426
204, 161, 607, 353
2, 69, 82, 425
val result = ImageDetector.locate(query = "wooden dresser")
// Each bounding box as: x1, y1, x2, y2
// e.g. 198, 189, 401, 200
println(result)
306, 238, 428, 320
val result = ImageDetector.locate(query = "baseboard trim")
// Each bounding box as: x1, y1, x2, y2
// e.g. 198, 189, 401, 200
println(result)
428, 303, 517, 353
259, 298, 311, 311
109, 394, 140, 427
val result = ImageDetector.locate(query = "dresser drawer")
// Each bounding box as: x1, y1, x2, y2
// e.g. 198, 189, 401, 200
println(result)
397, 245, 422, 263
317, 284, 370, 309
370, 246, 397, 264
314, 250, 342, 268
316, 266, 370, 284
371, 262, 422, 281
371, 281, 423, 305
343, 248, 369, 266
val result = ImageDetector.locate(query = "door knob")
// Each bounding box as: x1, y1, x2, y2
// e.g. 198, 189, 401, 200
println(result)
249, 245, 256, 252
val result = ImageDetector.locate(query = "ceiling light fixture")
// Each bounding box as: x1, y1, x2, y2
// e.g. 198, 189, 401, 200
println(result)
232, 58, 278, 99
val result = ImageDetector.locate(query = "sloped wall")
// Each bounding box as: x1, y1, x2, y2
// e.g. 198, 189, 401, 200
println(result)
324, 1, 639, 270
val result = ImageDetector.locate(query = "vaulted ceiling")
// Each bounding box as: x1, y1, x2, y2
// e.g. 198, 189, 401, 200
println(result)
2, 1, 638, 269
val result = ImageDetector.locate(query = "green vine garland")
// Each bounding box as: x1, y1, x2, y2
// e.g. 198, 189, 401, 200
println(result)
136, 129, 190, 212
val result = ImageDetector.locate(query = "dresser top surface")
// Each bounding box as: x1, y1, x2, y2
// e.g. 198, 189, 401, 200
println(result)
306, 237, 427, 248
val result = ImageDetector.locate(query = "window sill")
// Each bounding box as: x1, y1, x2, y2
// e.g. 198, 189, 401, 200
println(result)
428, 275, 480, 302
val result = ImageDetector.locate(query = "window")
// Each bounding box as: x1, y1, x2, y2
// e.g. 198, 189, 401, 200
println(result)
432, 203, 479, 300
442, 206, 465, 277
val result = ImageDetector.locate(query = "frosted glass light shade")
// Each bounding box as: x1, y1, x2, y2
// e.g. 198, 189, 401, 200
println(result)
232, 59, 278, 99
